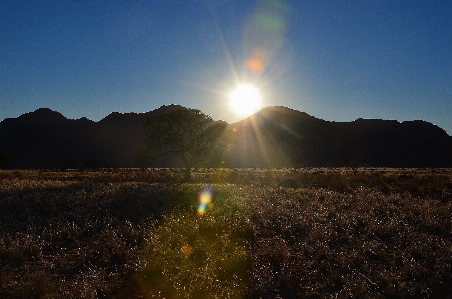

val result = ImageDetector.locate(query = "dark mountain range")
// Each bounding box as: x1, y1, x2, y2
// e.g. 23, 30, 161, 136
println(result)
227, 106, 452, 168
0, 106, 451, 169
0, 105, 184, 169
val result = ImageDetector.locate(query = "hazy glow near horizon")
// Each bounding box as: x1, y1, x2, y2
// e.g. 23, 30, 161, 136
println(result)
228, 84, 263, 116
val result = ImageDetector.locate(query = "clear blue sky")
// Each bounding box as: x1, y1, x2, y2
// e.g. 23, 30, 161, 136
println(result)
1, 0, 451, 134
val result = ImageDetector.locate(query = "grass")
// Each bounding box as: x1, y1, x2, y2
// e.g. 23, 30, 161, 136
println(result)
128, 185, 253, 299
0, 168, 451, 298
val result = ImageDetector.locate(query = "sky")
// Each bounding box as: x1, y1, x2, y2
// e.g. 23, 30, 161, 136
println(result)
1, 0, 452, 135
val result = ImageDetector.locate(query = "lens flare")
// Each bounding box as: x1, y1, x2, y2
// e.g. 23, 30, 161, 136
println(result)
197, 203, 206, 216
197, 187, 213, 216
243, 0, 289, 75
246, 57, 264, 73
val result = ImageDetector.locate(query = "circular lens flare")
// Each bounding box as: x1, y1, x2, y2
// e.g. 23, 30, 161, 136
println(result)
197, 187, 213, 216
246, 58, 264, 73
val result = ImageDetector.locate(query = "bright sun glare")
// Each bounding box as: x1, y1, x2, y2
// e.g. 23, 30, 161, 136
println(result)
228, 84, 262, 116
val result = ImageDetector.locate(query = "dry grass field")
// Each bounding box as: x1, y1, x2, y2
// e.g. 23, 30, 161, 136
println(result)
0, 168, 451, 298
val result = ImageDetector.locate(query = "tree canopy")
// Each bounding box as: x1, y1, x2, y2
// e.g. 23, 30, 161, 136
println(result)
142, 108, 233, 181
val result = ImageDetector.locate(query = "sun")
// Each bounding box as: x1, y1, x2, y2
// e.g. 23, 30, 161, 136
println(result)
228, 84, 263, 116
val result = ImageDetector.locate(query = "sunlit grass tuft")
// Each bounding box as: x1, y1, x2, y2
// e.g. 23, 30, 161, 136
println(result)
136, 185, 253, 298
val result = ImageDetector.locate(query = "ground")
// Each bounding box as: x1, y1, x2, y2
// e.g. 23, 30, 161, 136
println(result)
0, 168, 451, 298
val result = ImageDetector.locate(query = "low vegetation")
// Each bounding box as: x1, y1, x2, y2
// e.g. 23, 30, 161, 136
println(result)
0, 168, 451, 298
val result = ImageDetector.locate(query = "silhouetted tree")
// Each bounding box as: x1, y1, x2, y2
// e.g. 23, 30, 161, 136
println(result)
0, 152, 11, 169
342, 157, 368, 175
142, 108, 233, 181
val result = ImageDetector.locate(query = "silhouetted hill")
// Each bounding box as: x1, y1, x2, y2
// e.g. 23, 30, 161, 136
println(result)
0, 105, 451, 168
227, 106, 452, 167
0, 105, 185, 168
